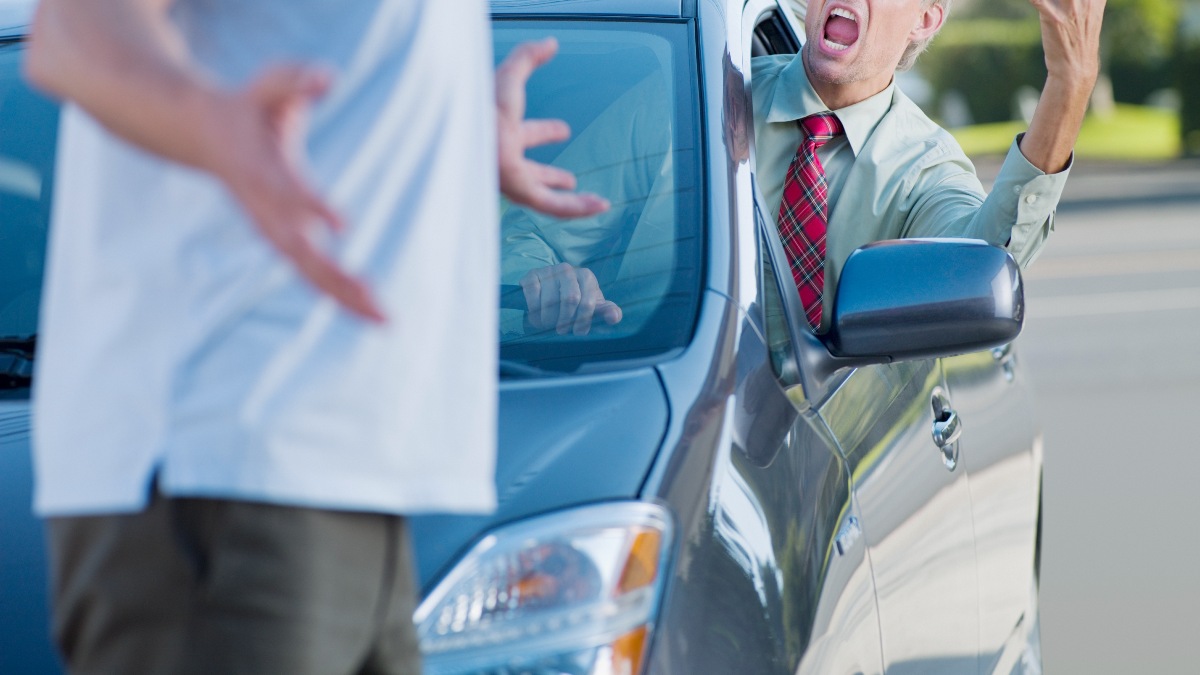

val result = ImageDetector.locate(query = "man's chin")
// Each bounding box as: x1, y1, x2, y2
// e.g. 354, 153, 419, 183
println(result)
802, 47, 855, 86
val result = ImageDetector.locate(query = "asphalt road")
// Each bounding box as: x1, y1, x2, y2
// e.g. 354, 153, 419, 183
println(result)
983, 158, 1200, 673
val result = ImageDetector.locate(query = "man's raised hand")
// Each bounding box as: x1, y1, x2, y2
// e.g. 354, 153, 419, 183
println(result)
495, 39, 611, 219
206, 65, 385, 323
1019, 0, 1106, 173
1029, 0, 1105, 87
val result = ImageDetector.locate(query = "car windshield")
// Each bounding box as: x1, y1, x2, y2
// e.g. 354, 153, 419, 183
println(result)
494, 20, 702, 374
0, 39, 56, 346
0, 22, 702, 385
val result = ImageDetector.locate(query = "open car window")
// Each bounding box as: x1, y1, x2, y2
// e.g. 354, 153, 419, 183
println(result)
494, 20, 702, 374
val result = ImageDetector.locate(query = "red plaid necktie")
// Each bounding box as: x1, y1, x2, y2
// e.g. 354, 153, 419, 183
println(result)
777, 112, 844, 332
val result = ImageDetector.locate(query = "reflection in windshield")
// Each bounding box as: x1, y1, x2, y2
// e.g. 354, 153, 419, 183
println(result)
0, 42, 58, 347
494, 22, 701, 373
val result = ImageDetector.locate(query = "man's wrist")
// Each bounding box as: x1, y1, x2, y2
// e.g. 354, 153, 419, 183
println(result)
189, 85, 247, 184
1042, 71, 1098, 101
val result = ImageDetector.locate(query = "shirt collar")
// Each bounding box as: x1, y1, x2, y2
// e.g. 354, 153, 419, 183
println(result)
764, 54, 895, 156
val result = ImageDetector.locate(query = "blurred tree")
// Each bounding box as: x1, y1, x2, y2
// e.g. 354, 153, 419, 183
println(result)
1106, 0, 1181, 67
1179, 3, 1200, 155
921, 19, 1046, 124
922, 0, 1185, 121
1104, 0, 1182, 108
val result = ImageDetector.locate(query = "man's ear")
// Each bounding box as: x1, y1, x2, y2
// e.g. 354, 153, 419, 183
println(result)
911, 2, 946, 43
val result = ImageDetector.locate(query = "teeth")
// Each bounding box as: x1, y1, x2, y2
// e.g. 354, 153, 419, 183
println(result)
831, 7, 856, 22
823, 38, 850, 52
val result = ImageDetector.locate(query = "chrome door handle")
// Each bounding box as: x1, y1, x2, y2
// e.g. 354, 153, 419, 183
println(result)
931, 389, 962, 471
933, 410, 961, 448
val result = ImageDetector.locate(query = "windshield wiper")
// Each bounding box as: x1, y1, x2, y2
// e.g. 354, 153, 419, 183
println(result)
1, 334, 36, 352
1, 334, 35, 389
498, 358, 568, 380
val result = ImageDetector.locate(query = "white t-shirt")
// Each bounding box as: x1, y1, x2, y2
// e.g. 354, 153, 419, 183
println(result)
33, 0, 499, 516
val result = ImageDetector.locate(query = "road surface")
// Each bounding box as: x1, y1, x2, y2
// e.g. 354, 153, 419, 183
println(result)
995, 158, 1200, 674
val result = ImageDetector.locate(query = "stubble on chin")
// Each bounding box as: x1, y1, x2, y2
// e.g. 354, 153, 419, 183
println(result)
801, 43, 855, 87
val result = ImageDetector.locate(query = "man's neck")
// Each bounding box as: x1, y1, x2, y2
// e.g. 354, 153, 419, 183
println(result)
802, 52, 894, 111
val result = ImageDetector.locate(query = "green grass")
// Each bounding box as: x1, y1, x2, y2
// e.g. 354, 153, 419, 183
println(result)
950, 104, 1181, 161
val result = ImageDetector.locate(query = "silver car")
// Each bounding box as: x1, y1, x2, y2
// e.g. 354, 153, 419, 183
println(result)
0, 1, 1042, 674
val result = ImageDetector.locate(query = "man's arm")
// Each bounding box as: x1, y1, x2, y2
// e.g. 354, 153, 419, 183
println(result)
1019, 0, 1106, 173
500, 72, 673, 335
25, 0, 386, 321
903, 0, 1104, 267
24, 1, 606, 322
495, 39, 611, 220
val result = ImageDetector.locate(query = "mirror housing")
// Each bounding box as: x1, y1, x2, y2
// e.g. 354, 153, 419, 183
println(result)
825, 239, 1024, 361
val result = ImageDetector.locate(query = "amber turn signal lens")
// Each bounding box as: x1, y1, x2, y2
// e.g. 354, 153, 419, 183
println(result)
610, 625, 649, 675
617, 528, 662, 594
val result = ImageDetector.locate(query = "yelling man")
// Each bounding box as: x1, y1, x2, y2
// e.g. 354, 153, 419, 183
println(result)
754, 0, 1105, 332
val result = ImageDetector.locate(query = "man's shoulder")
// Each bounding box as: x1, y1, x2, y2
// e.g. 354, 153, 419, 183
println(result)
869, 88, 974, 181
884, 89, 962, 156
749, 54, 798, 117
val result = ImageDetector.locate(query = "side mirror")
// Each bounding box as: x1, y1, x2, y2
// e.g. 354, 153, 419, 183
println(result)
826, 239, 1023, 361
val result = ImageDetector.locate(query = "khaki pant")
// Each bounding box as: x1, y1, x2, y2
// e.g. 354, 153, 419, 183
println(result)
47, 495, 422, 675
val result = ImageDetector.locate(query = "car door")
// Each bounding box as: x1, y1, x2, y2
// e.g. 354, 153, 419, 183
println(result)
745, 2, 981, 672
741, 3, 887, 674
750, 209, 885, 675
820, 359, 981, 674
942, 346, 1041, 672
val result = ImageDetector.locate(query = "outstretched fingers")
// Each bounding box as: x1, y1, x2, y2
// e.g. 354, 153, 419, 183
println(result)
521, 119, 571, 148
254, 185, 384, 323
495, 38, 557, 119
495, 39, 610, 220
532, 162, 577, 191
287, 233, 385, 323
225, 66, 384, 323
524, 185, 610, 220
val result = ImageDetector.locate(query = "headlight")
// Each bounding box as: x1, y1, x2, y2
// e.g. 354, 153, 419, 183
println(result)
416, 502, 674, 675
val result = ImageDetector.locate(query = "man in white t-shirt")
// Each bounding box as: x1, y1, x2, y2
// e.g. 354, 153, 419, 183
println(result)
24, 1, 607, 673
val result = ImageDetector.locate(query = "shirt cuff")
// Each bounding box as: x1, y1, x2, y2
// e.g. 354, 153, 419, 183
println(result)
990, 134, 1070, 265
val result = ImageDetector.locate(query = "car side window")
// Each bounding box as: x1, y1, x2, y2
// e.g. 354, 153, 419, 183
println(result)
751, 8, 800, 57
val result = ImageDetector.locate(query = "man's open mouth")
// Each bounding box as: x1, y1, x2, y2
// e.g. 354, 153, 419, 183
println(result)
823, 7, 860, 52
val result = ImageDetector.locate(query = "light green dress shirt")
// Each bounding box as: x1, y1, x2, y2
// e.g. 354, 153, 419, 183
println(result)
753, 55, 1070, 330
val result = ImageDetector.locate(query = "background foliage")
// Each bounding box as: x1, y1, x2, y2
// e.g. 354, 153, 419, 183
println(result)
919, 0, 1193, 154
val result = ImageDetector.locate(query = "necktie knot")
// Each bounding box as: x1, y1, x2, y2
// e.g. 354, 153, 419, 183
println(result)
801, 113, 843, 147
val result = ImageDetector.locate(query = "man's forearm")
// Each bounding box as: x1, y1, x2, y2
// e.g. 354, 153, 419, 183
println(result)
25, 0, 389, 322
24, 0, 224, 175
1019, 0, 1105, 174
1019, 73, 1093, 174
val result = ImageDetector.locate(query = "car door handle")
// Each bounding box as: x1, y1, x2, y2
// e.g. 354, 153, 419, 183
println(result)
933, 410, 961, 448
931, 389, 961, 471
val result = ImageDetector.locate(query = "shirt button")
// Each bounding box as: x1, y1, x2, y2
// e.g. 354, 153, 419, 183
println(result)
1024, 194, 1038, 204
1013, 185, 1022, 195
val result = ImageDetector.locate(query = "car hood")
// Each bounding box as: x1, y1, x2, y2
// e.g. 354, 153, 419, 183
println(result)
0, 399, 61, 674
0, 367, 670, 654
409, 367, 669, 591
